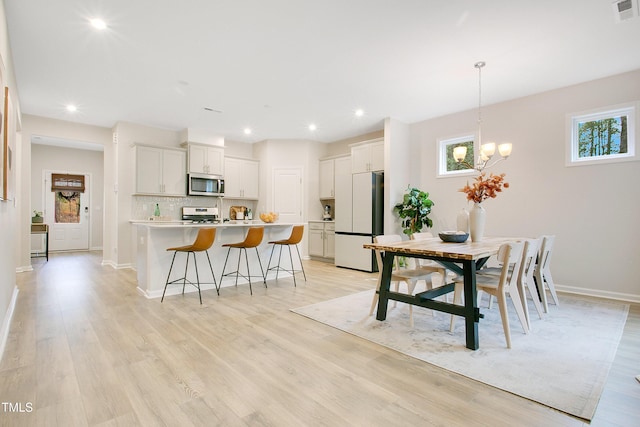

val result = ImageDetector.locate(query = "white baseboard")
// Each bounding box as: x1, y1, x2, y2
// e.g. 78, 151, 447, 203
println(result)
556, 284, 640, 304
16, 265, 34, 273
101, 260, 133, 269
0, 286, 19, 363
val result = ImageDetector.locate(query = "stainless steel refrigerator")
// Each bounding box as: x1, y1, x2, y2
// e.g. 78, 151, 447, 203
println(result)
334, 171, 384, 272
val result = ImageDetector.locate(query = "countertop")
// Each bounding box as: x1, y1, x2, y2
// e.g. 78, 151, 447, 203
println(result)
130, 220, 297, 228
308, 219, 334, 223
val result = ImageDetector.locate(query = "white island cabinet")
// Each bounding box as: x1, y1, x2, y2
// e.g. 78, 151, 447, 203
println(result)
132, 222, 298, 299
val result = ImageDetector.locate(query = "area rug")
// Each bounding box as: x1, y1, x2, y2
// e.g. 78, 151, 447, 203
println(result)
291, 289, 629, 421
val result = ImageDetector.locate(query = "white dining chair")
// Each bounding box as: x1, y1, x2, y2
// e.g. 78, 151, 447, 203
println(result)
450, 241, 528, 348
477, 238, 545, 330
410, 232, 454, 286
535, 235, 559, 313
370, 234, 435, 327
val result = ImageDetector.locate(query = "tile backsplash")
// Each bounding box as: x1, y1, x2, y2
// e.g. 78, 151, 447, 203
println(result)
131, 195, 257, 220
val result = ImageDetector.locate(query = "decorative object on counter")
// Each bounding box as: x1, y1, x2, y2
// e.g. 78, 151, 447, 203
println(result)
32, 210, 44, 223
154, 203, 161, 217
393, 186, 434, 236
323, 204, 332, 221
452, 61, 513, 173
259, 212, 278, 223
246, 208, 253, 220
438, 231, 469, 243
229, 206, 246, 220
459, 172, 509, 242
456, 208, 469, 233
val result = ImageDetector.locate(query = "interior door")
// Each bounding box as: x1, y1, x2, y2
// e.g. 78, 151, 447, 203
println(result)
45, 171, 90, 251
272, 167, 302, 223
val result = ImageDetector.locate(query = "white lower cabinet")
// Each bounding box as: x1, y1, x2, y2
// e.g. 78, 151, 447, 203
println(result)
308, 221, 335, 260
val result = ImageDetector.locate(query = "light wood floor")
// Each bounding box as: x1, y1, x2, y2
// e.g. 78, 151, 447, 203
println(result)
1, 252, 638, 426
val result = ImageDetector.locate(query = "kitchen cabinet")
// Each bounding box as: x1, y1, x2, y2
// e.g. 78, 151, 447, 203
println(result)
333, 156, 352, 233
319, 159, 335, 199
187, 144, 224, 175
224, 157, 259, 199
351, 139, 384, 173
308, 221, 335, 260
319, 155, 349, 199
134, 145, 186, 196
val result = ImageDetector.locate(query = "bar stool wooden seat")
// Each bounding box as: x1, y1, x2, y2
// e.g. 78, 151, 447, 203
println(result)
266, 225, 306, 286
221, 226, 266, 295
161, 228, 218, 304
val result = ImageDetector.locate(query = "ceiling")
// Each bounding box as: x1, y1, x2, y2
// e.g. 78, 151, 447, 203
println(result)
5, 0, 640, 144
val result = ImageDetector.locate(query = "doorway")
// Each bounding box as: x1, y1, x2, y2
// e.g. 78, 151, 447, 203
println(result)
44, 171, 90, 251
272, 167, 303, 223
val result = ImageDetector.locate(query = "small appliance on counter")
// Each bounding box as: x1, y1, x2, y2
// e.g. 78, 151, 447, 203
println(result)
182, 207, 219, 223
323, 204, 332, 221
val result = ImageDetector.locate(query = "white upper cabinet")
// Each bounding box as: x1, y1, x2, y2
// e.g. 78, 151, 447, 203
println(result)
134, 145, 186, 196
187, 144, 224, 175
224, 157, 259, 199
351, 139, 384, 173
319, 158, 335, 199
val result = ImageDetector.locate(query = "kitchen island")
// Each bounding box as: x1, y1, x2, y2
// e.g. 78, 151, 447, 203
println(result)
131, 221, 301, 299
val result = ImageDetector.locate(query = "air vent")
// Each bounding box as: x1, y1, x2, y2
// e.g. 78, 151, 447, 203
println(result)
612, 0, 638, 22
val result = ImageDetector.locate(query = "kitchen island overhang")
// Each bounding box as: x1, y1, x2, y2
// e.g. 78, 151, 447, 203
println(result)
131, 221, 303, 299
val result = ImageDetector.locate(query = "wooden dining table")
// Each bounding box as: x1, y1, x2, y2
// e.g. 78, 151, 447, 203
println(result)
364, 236, 518, 350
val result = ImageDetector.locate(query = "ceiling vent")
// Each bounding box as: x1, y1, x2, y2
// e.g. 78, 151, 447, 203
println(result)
612, 0, 639, 22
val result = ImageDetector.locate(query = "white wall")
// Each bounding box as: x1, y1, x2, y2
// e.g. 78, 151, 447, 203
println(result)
0, 0, 22, 358
410, 69, 640, 301
110, 122, 182, 268
31, 144, 104, 250
384, 118, 412, 236
18, 115, 113, 271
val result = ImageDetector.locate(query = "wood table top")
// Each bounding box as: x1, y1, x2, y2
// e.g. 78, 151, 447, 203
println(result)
363, 236, 519, 261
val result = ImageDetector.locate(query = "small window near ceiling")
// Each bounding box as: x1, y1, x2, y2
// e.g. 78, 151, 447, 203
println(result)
437, 134, 476, 178
566, 102, 638, 166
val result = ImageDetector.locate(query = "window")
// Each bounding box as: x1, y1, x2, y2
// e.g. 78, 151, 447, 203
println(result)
567, 102, 638, 166
437, 134, 476, 177
55, 191, 81, 223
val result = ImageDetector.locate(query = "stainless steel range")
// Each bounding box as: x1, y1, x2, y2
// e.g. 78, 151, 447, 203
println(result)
182, 207, 219, 223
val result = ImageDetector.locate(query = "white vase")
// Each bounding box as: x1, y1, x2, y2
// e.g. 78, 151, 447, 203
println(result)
456, 208, 469, 233
469, 203, 486, 242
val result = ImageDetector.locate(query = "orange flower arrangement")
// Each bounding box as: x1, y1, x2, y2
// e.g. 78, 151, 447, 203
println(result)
460, 172, 509, 204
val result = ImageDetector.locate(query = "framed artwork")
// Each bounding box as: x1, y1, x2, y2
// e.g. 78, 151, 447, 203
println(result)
0, 64, 4, 201
3, 86, 15, 201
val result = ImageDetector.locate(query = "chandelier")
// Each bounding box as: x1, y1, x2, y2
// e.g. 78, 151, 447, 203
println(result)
453, 61, 512, 172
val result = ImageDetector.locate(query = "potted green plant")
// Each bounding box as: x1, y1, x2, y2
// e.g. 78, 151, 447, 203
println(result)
32, 210, 44, 223
393, 187, 434, 236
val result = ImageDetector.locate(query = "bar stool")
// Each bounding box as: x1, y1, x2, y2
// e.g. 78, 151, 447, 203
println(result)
162, 228, 218, 304
220, 226, 266, 295
266, 225, 306, 286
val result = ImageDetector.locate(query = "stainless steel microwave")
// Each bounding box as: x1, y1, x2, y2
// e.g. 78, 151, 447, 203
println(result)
188, 173, 225, 197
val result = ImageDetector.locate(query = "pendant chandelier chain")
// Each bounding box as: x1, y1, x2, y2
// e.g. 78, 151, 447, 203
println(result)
475, 61, 485, 146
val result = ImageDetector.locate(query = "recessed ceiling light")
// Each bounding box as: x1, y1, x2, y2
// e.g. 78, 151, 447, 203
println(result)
355, 109, 364, 117
66, 105, 77, 112
244, 128, 252, 135
308, 124, 317, 131
90, 18, 107, 30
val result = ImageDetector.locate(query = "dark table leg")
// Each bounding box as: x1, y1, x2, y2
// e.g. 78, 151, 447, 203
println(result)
375, 251, 395, 321
45, 229, 49, 261
462, 259, 479, 350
